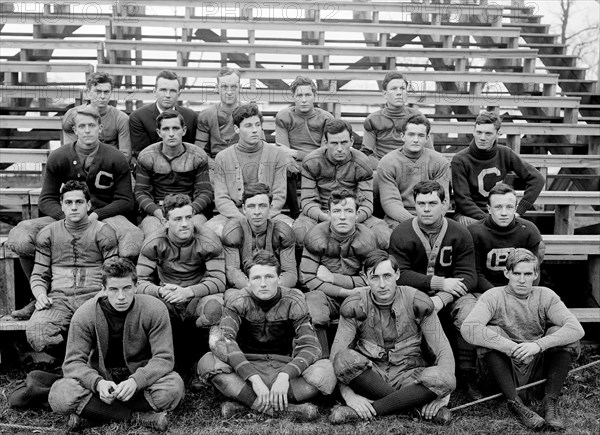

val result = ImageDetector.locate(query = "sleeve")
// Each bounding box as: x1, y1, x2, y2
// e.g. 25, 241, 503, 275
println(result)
221, 220, 248, 290
432, 157, 451, 201
390, 229, 434, 293
301, 246, 351, 298
535, 289, 584, 351
451, 228, 478, 292
267, 149, 288, 217
355, 164, 374, 223
93, 156, 134, 220
136, 243, 162, 297
220, 302, 261, 380
30, 227, 52, 299
116, 112, 132, 162
97, 224, 119, 261
129, 303, 175, 389
195, 111, 211, 154
451, 156, 486, 220
188, 232, 226, 298
470, 228, 495, 293
507, 151, 545, 216
420, 305, 455, 377
129, 110, 151, 158
61, 108, 77, 146
360, 116, 380, 170
377, 159, 414, 223
277, 226, 298, 289
213, 154, 245, 219
38, 153, 67, 220
134, 155, 159, 215
460, 292, 516, 354
191, 155, 213, 214
283, 297, 322, 378
300, 159, 324, 221
329, 301, 359, 363
275, 110, 291, 148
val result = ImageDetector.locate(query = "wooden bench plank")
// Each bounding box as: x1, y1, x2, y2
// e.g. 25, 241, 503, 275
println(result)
1, 61, 95, 74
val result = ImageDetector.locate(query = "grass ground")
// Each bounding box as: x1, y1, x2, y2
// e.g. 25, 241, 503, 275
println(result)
1, 346, 599, 435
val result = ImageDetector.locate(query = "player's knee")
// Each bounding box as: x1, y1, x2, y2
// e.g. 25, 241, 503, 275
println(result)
333, 349, 371, 384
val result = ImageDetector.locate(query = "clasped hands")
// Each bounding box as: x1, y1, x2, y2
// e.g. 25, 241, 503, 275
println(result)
249, 373, 290, 413
159, 283, 194, 304
97, 378, 138, 404
509, 341, 542, 364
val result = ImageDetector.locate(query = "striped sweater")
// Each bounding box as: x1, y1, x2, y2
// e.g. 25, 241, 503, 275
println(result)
136, 226, 225, 299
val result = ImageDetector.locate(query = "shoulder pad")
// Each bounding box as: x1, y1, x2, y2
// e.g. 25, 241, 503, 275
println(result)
340, 294, 367, 320
413, 290, 435, 320
273, 220, 295, 247
221, 219, 244, 247
304, 223, 329, 252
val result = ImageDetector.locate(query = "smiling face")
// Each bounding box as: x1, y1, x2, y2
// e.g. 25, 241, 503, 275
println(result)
166, 204, 194, 241
383, 78, 407, 108
157, 116, 186, 150
235, 115, 262, 147
329, 197, 358, 235
61, 190, 90, 224
401, 122, 429, 154
474, 122, 499, 150
504, 260, 538, 297
243, 193, 270, 231
415, 191, 445, 226
366, 260, 399, 305
247, 264, 280, 301
293, 85, 315, 114
104, 275, 136, 312
488, 192, 517, 227
73, 112, 102, 149
324, 129, 353, 163
218, 73, 240, 108
154, 77, 181, 111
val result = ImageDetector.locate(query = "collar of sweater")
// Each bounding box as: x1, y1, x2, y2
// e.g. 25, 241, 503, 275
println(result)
167, 229, 195, 247
160, 142, 186, 160
64, 217, 92, 233
294, 106, 316, 118
468, 138, 498, 159
99, 295, 134, 318
401, 146, 424, 161
236, 141, 264, 154
417, 217, 444, 235
249, 287, 282, 312
381, 103, 407, 118
484, 214, 517, 232
324, 149, 352, 166
370, 290, 396, 309
330, 225, 356, 242
75, 141, 100, 158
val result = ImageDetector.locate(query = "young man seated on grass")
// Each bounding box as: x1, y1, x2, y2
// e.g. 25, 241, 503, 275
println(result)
48, 258, 185, 432
461, 249, 584, 431
329, 250, 455, 425
221, 182, 297, 291
198, 251, 335, 421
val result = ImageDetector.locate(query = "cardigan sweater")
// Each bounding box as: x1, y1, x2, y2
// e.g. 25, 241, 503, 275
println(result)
377, 147, 451, 223
275, 106, 334, 160
62, 294, 175, 393
213, 141, 287, 219
468, 216, 542, 293
39, 142, 134, 220
451, 140, 545, 219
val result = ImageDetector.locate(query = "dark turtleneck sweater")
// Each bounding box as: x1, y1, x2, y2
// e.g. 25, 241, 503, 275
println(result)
99, 296, 135, 370
451, 139, 545, 219
468, 215, 542, 292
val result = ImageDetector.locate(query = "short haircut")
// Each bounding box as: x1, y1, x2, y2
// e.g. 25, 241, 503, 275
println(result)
242, 182, 272, 204
60, 180, 90, 202
101, 257, 138, 287
217, 67, 240, 82
86, 72, 114, 90
232, 103, 263, 127
243, 249, 281, 276
401, 113, 431, 135
488, 183, 516, 204
290, 75, 317, 95
156, 111, 185, 130
74, 106, 102, 124
475, 111, 501, 131
162, 193, 194, 219
324, 119, 352, 141
382, 71, 408, 91
328, 188, 359, 211
505, 248, 539, 273
412, 180, 446, 202
155, 70, 181, 88
363, 249, 400, 275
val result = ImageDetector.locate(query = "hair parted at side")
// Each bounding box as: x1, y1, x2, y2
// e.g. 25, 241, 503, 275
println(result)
243, 182, 273, 204
475, 111, 502, 131
101, 257, 138, 286
60, 180, 91, 202
488, 182, 516, 204
74, 106, 102, 124
363, 249, 400, 275
232, 103, 263, 127
290, 75, 317, 95
328, 188, 359, 211
86, 72, 114, 90
324, 119, 352, 141
401, 113, 431, 135
382, 71, 408, 90
156, 111, 185, 130
155, 70, 181, 88
243, 249, 281, 276
412, 180, 446, 202
505, 248, 539, 273
162, 193, 194, 219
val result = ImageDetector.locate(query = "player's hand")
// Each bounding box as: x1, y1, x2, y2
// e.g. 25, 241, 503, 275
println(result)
511, 342, 541, 362
249, 375, 272, 414
422, 394, 450, 420
162, 286, 194, 304
114, 378, 138, 402
344, 390, 376, 420
97, 379, 118, 404
35, 294, 53, 310
317, 265, 334, 283
430, 295, 444, 313
442, 278, 468, 297
270, 373, 290, 411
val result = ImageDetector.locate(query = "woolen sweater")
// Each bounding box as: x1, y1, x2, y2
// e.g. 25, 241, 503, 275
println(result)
275, 106, 334, 160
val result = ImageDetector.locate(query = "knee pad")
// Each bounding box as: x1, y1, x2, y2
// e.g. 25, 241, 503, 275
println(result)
332, 349, 372, 384
195, 295, 224, 327
417, 366, 456, 397
48, 378, 90, 414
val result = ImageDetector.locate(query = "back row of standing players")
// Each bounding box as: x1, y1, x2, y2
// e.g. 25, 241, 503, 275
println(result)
7, 68, 578, 429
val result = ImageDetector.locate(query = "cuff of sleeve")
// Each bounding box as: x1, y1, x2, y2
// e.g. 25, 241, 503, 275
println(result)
534, 338, 547, 352
430, 276, 445, 292
146, 203, 160, 215
191, 285, 208, 298
130, 372, 148, 390
516, 199, 534, 216
282, 364, 301, 379
31, 287, 45, 300
238, 365, 260, 382
92, 376, 103, 394
437, 292, 455, 306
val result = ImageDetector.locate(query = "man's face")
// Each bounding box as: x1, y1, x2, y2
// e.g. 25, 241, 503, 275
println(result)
154, 78, 180, 111
504, 261, 538, 297
383, 78, 407, 108
324, 129, 353, 162
104, 276, 136, 312
248, 264, 280, 301
73, 113, 102, 148
157, 117, 186, 149
366, 260, 399, 305
86, 82, 112, 110
487, 192, 517, 227
474, 123, 499, 150
166, 205, 194, 241
243, 193, 270, 230
415, 192, 445, 225
234, 115, 262, 147
218, 73, 240, 107
293, 85, 315, 114
401, 123, 429, 154
61, 190, 90, 224
329, 198, 357, 235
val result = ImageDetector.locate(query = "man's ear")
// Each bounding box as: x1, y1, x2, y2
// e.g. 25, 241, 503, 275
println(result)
486, 204, 492, 214
503, 269, 510, 280
182, 125, 187, 136
87, 201, 92, 212
234, 124, 240, 135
